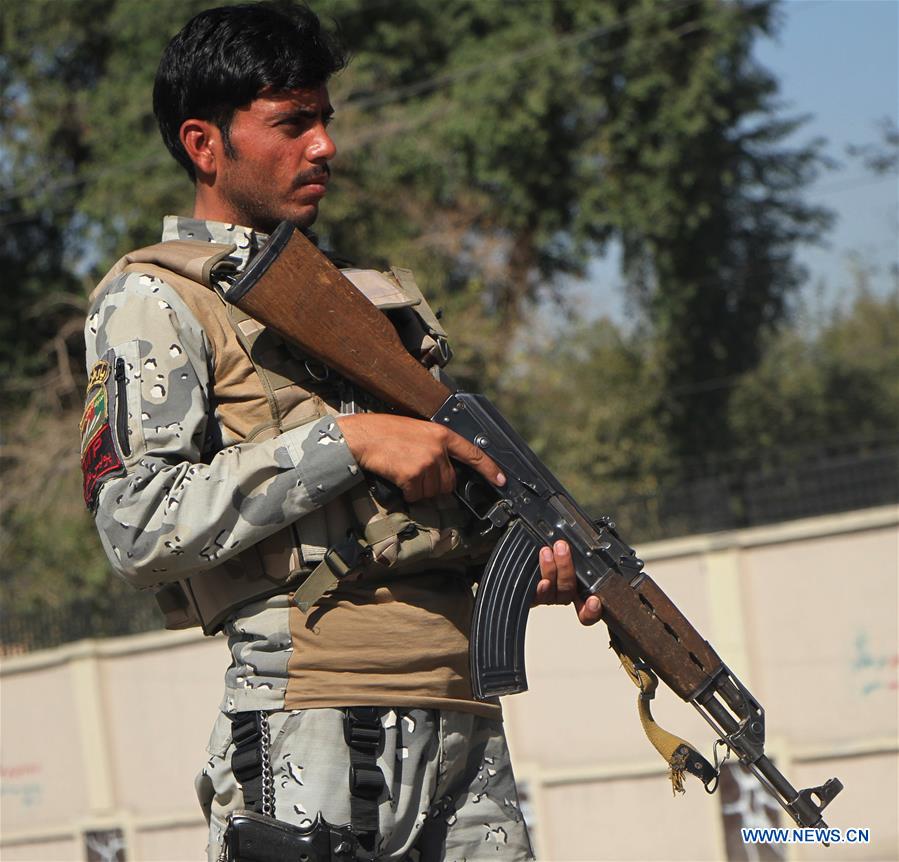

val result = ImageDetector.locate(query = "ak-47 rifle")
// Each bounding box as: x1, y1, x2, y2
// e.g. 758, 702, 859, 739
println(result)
223, 222, 843, 831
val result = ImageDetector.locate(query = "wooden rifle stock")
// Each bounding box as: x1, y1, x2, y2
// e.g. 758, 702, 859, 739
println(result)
224, 222, 451, 418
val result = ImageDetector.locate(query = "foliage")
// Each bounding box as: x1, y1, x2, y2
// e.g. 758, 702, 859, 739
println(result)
728, 274, 899, 462
0, 0, 206, 396
492, 286, 899, 540
319, 0, 834, 413
589, 0, 833, 460
0, 405, 132, 618
847, 117, 899, 176
2, 0, 831, 394
495, 318, 670, 512
1, 0, 871, 638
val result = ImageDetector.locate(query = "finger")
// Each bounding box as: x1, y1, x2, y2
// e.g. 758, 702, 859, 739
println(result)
535, 546, 557, 604
552, 541, 577, 604
574, 594, 603, 626
400, 475, 423, 503
438, 454, 457, 496
420, 466, 442, 500
443, 430, 506, 487
533, 577, 554, 605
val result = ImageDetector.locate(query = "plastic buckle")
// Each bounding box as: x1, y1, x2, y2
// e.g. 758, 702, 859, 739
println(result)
325, 534, 366, 577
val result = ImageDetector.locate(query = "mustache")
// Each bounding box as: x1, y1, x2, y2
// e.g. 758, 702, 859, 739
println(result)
293, 165, 330, 187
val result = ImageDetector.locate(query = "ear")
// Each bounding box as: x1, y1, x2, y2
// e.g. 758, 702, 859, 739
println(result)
179, 119, 222, 180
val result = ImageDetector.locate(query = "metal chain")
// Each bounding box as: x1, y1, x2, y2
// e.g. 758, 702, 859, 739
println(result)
218, 712, 276, 862
260, 711, 276, 818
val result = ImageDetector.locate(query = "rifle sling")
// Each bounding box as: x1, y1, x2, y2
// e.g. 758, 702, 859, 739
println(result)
609, 634, 717, 794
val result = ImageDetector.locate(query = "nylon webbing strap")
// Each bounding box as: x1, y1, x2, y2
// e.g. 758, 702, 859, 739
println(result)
343, 707, 385, 856
230, 711, 265, 813
293, 534, 369, 613
609, 635, 717, 794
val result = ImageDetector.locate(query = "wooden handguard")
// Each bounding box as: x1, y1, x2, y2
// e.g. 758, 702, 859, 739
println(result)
599, 573, 724, 700
224, 222, 452, 418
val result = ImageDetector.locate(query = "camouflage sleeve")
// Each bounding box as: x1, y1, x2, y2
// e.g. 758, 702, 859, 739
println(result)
82, 273, 362, 588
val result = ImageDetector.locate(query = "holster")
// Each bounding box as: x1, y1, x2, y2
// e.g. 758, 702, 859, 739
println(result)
222, 810, 358, 862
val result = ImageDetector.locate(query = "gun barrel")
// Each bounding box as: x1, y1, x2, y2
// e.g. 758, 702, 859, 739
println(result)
696, 678, 843, 828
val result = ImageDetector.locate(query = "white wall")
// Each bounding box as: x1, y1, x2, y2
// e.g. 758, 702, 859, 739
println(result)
2, 506, 896, 862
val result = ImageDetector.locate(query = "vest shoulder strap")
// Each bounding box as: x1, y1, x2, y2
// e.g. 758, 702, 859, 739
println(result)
389, 266, 448, 339
90, 240, 236, 302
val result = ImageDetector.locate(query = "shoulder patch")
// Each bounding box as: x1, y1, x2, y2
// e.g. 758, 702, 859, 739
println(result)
80, 358, 124, 509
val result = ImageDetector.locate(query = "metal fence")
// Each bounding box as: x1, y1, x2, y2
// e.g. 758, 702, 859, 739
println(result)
0, 590, 163, 657
2, 445, 896, 655
607, 444, 899, 541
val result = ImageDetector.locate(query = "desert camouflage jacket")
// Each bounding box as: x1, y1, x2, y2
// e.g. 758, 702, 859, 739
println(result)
81, 216, 363, 592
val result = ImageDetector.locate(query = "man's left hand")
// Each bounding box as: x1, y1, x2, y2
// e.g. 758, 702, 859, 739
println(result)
533, 540, 603, 626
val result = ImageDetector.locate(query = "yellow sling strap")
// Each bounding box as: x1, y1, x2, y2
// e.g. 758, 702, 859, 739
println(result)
609, 633, 717, 795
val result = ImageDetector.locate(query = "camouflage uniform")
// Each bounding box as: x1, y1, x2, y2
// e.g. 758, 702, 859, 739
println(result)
83, 217, 533, 861
198, 707, 532, 862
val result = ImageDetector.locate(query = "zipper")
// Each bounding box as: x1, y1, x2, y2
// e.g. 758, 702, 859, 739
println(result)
114, 357, 131, 457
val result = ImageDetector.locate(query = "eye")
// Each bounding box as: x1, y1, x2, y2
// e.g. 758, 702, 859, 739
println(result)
276, 111, 308, 126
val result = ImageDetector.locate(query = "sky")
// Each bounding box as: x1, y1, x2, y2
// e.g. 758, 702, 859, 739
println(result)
577, 0, 899, 327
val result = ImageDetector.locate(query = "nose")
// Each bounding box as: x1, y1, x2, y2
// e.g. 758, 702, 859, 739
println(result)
308, 124, 337, 162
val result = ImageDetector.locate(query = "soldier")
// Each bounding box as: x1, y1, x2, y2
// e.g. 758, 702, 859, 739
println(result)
81, 3, 602, 860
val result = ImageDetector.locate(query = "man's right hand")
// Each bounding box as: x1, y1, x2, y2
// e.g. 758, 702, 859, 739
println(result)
336, 413, 506, 502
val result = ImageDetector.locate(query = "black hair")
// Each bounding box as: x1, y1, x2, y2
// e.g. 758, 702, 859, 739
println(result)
153, 1, 347, 180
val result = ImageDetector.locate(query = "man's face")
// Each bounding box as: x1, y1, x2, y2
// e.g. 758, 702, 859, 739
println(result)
216, 86, 336, 233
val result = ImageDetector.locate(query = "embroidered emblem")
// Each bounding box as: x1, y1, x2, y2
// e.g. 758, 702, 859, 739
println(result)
86, 359, 111, 392
80, 383, 108, 455
81, 424, 125, 508
80, 358, 124, 509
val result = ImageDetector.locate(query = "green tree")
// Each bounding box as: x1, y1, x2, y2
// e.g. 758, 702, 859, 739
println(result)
320, 0, 833, 400
495, 315, 671, 523
590, 0, 832, 464
3, 0, 830, 397
1, 0, 206, 390
1, 0, 837, 637
728, 274, 899, 461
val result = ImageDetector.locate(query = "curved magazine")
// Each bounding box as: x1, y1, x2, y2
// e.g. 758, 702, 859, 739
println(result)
470, 519, 542, 699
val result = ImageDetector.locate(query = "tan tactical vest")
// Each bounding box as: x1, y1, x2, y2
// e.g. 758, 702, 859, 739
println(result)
93, 239, 480, 634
